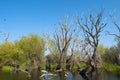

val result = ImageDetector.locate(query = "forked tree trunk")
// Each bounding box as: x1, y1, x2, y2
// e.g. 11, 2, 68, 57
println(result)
54, 18, 78, 70
77, 10, 106, 69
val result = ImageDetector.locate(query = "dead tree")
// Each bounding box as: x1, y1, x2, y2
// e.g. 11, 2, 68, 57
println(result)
4, 33, 9, 42
107, 15, 120, 38
54, 17, 78, 70
77, 10, 107, 69
0, 32, 9, 42
67, 38, 82, 70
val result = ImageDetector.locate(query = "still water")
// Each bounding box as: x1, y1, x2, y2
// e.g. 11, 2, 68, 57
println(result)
0, 70, 120, 80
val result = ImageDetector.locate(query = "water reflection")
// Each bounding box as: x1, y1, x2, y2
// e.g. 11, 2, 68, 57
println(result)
0, 70, 120, 80
58, 71, 74, 80
79, 69, 106, 80
67, 72, 73, 80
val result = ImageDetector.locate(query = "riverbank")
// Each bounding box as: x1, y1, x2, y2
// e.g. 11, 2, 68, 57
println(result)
1, 62, 120, 75
102, 62, 120, 74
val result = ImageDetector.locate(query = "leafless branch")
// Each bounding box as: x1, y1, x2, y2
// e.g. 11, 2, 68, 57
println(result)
54, 17, 79, 69
108, 15, 120, 38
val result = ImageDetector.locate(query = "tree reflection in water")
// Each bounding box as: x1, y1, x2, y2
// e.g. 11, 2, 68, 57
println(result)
79, 69, 105, 80
0, 69, 120, 80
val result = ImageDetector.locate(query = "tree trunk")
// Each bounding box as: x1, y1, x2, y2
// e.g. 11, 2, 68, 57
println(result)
92, 48, 102, 69
57, 50, 67, 70
117, 53, 120, 65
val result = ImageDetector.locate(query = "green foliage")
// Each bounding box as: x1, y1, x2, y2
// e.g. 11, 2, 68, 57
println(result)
45, 39, 60, 70
46, 39, 60, 66
97, 44, 106, 54
102, 62, 120, 74
116, 41, 120, 53
0, 42, 23, 67
102, 46, 117, 63
102, 41, 120, 64
2, 66, 14, 72
16, 34, 45, 68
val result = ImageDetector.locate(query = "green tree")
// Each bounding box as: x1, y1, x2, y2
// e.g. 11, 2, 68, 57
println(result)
103, 46, 117, 63
0, 42, 23, 68
102, 41, 120, 65
16, 34, 45, 69
115, 41, 120, 65
97, 44, 106, 54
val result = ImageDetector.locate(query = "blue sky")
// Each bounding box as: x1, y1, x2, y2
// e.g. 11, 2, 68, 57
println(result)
0, 0, 120, 47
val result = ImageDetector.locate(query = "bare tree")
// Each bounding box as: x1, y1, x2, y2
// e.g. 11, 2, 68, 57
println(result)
4, 33, 9, 42
66, 38, 83, 70
107, 15, 120, 38
0, 32, 9, 42
54, 17, 78, 70
77, 10, 107, 69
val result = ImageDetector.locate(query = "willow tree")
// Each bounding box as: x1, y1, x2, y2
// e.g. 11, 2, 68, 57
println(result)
77, 10, 107, 69
0, 42, 23, 68
16, 34, 45, 69
54, 18, 78, 70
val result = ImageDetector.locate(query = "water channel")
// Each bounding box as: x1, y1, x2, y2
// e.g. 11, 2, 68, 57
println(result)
0, 70, 120, 80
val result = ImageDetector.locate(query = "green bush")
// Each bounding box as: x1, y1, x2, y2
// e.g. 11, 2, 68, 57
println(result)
2, 66, 14, 72
102, 62, 120, 74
